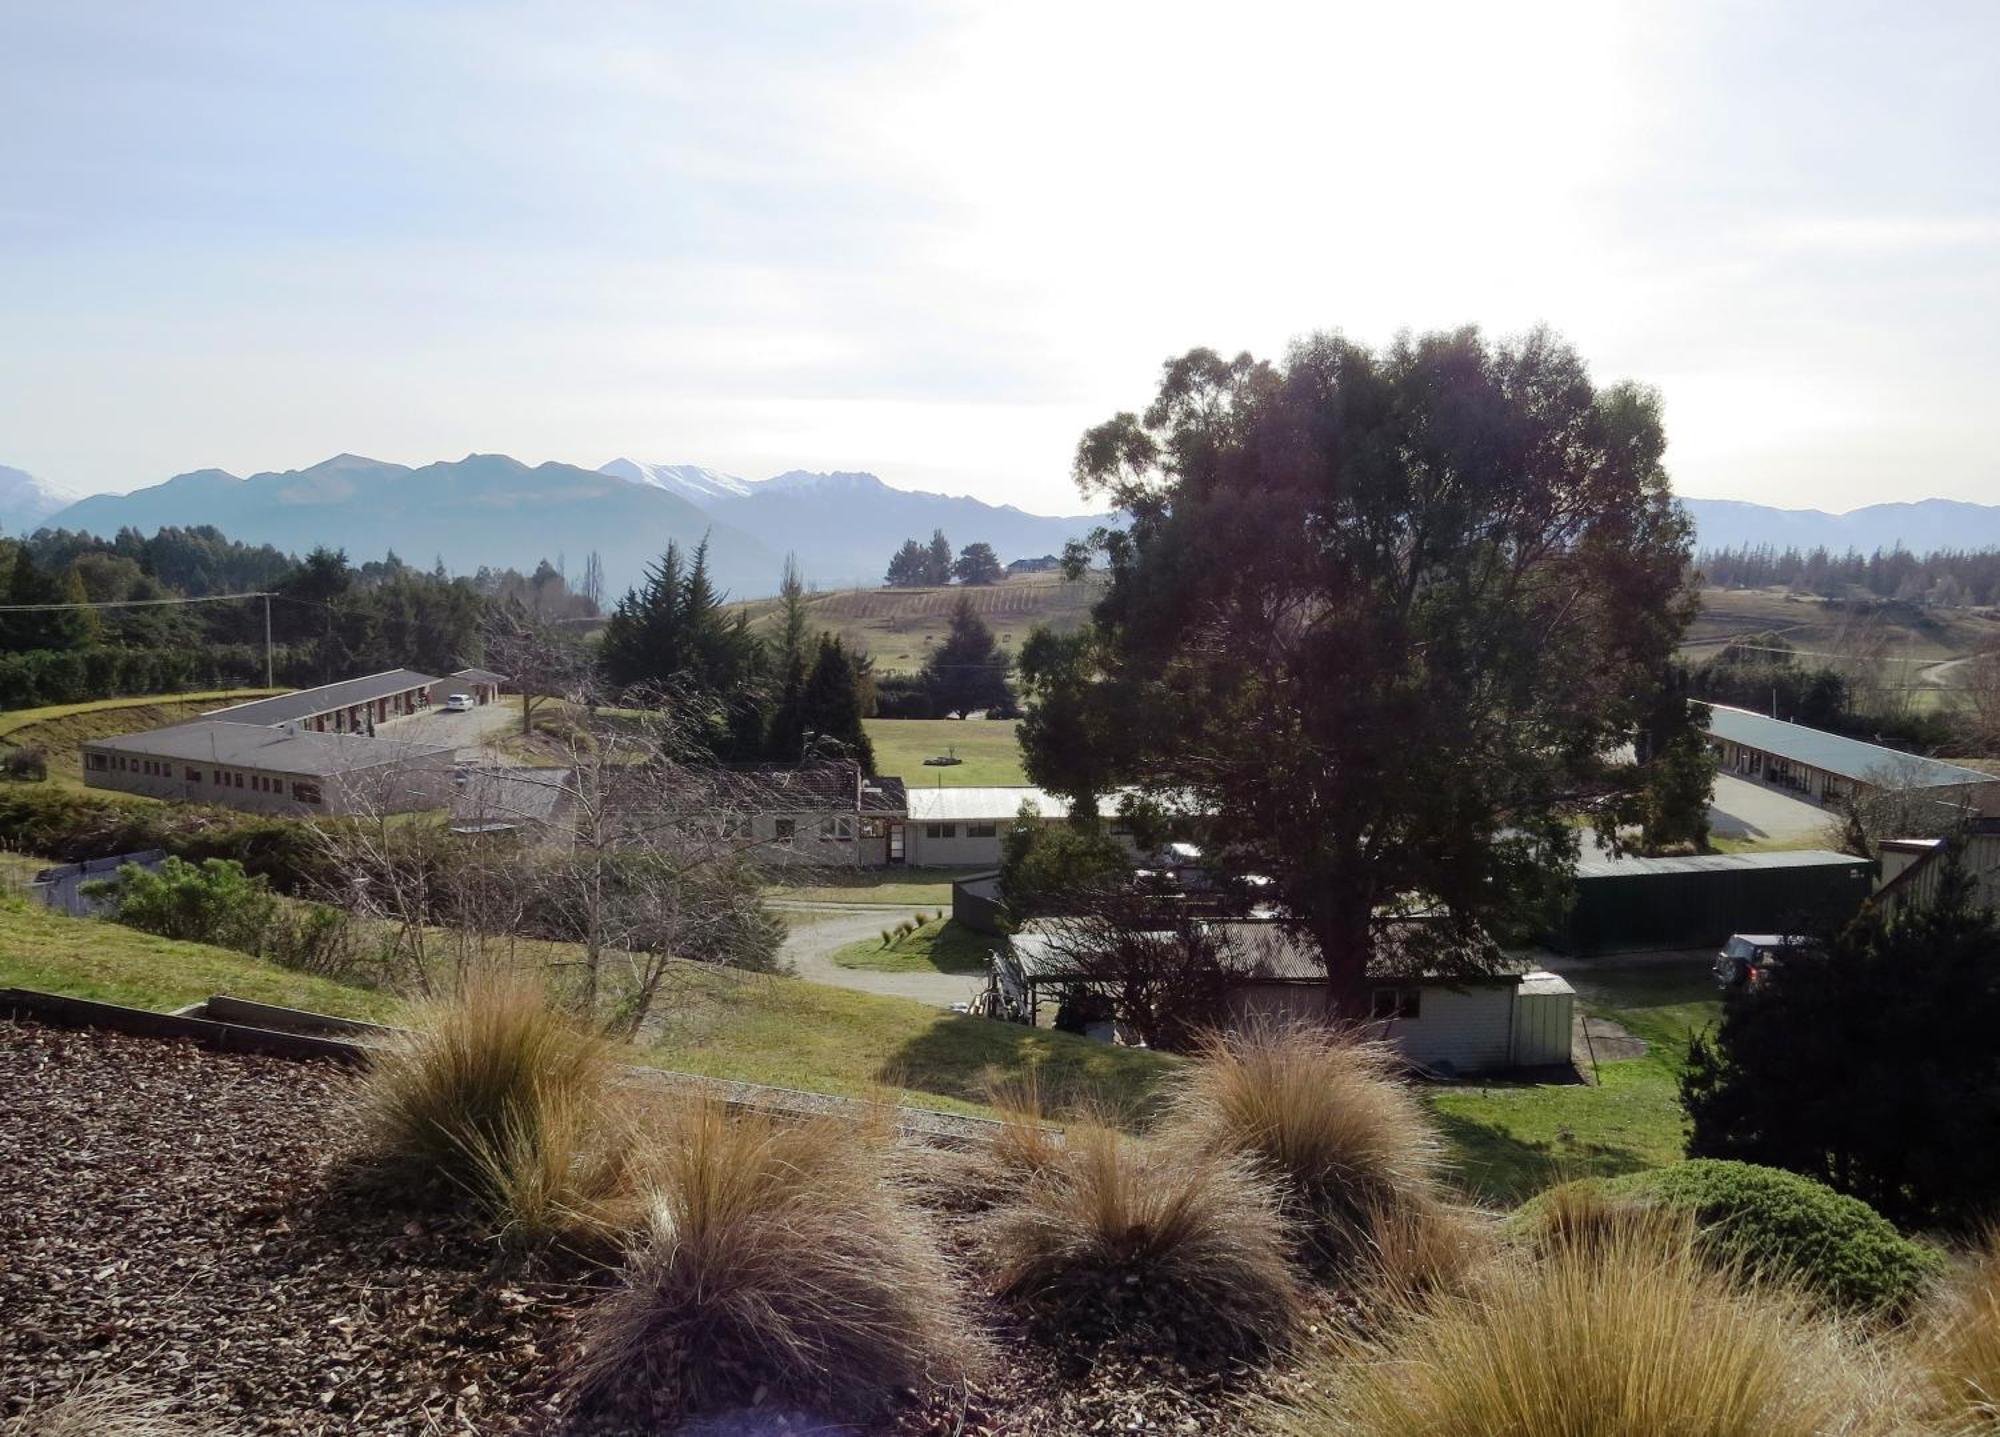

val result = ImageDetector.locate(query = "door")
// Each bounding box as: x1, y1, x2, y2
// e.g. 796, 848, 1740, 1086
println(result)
888, 822, 906, 866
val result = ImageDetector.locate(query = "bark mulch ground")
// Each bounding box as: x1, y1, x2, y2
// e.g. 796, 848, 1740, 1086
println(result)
1, 1019, 1309, 1435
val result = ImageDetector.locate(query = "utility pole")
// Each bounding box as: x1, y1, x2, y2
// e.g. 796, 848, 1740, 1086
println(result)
263, 593, 274, 689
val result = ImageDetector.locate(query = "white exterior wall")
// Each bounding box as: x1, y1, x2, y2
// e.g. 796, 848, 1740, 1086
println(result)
83, 747, 453, 816
1221, 980, 1526, 1075
744, 811, 890, 868
1509, 988, 1574, 1067
904, 821, 1009, 867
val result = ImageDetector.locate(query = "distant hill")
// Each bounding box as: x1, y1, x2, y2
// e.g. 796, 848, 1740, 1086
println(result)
598, 459, 1113, 589
1686, 497, 2000, 555
41, 453, 779, 598
0, 464, 78, 534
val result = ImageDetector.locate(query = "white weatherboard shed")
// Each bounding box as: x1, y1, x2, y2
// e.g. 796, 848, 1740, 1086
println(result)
901, 786, 1133, 867
1005, 923, 1575, 1076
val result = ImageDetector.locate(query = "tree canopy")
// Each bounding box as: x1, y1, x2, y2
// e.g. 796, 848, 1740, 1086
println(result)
1020, 328, 1697, 1006
922, 595, 1014, 718
953, 541, 1004, 586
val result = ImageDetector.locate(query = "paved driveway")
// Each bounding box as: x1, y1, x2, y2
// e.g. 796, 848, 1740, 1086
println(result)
1708, 772, 1832, 845
776, 903, 991, 1007
379, 698, 525, 763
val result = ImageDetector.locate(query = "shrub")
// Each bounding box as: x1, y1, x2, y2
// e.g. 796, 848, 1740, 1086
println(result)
84, 856, 278, 954
1162, 1024, 1444, 1266
576, 1097, 977, 1423
1912, 1225, 2000, 1428
1519, 1160, 1945, 1312
1258, 1222, 1899, 1437
0, 744, 48, 782
986, 1124, 1300, 1360
355, 977, 618, 1233
1, 1381, 212, 1436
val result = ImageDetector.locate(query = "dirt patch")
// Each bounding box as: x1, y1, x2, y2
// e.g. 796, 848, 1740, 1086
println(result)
1575, 1010, 1648, 1064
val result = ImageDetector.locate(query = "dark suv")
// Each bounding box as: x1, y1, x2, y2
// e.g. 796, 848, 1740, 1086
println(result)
1713, 933, 1808, 990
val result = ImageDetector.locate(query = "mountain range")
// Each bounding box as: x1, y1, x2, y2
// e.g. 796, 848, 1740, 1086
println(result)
1679, 497, 2000, 555
14, 454, 1111, 599
9, 451, 1997, 600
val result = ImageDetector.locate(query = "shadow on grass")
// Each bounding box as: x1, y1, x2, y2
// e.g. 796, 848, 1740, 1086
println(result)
1435, 1110, 1654, 1208
874, 1012, 1177, 1126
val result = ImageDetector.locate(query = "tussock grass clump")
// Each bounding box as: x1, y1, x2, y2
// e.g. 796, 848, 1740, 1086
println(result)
1258, 1223, 1900, 1437
356, 975, 621, 1236
1913, 1225, 2000, 1429
2, 1382, 215, 1436
577, 1097, 978, 1424
988, 1124, 1301, 1359
1165, 1024, 1445, 1265
1356, 1194, 1495, 1304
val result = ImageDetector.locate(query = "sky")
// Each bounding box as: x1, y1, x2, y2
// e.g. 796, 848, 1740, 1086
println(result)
2, 0, 1996, 515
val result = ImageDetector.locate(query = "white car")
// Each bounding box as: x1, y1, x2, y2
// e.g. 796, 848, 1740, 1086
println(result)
443, 693, 474, 713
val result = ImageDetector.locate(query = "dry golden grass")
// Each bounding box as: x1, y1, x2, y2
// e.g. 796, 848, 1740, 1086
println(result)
1256, 1222, 1903, 1437
576, 1096, 980, 1424
1, 1382, 217, 1436
1355, 1194, 1496, 1305
354, 975, 620, 1236
1165, 1024, 1446, 1266
1913, 1225, 2000, 1430
987, 1123, 1301, 1359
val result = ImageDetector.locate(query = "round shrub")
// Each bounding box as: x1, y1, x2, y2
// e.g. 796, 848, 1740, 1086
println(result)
1518, 1159, 1944, 1312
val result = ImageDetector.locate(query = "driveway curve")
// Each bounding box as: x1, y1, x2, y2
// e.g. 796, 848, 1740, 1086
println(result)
775, 903, 990, 1007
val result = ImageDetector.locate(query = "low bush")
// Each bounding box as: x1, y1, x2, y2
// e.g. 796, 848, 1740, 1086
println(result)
576, 1097, 977, 1424
355, 977, 619, 1235
0, 744, 48, 782
1909, 1225, 2000, 1428
85, 856, 278, 954
1258, 1221, 1900, 1437
986, 1124, 1300, 1360
1162, 1024, 1445, 1266
1518, 1159, 1945, 1312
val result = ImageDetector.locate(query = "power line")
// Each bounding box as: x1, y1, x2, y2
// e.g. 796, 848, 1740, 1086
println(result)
0, 589, 277, 612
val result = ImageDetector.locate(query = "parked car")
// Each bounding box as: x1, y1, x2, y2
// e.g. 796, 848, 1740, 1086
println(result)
1713, 933, 1808, 990
442, 692, 474, 713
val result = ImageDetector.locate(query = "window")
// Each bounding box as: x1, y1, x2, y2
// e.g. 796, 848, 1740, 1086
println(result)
822, 816, 855, 841
925, 823, 958, 840
1370, 988, 1421, 1021
233, 772, 244, 788
719, 813, 750, 840
774, 818, 796, 842
185, 767, 202, 783
213, 769, 224, 784
87, 753, 107, 771
966, 822, 998, 839
292, 781, 322, 805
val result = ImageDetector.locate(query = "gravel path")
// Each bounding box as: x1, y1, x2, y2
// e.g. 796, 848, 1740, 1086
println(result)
1708, 771, 1831, 843
777, 904, 992, 1008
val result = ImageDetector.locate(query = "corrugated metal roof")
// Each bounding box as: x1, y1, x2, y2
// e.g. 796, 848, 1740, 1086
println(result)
1573, 846, 1871, 879
87, 720, 453, 776
905, 786, 1121, 823
205, 669, 442, 725
448, 667, 508, 685
1704, 704, 1999, 790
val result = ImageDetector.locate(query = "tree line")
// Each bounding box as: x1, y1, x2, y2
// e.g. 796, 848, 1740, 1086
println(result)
884, 530, 1004, 587
1701, 543, 2000, 606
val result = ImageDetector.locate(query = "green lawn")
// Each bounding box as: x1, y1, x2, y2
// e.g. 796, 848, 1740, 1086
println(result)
831, 917, 1000, 974
767, 870, 979, 907
0, 896, 1171, 1124
0, 689, 284, 795
1432, 961, 1721, 1206
866, 718, 1027, 787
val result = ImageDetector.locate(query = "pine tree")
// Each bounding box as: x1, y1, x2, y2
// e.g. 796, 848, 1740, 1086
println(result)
922, 595, 1014, 717
925, 529, 954, 586
952, 541, 1004, 586
800, 634, 875, 772
885, 539, 928, 588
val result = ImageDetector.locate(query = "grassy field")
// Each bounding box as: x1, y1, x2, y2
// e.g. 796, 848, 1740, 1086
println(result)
767, 870, 976, 907
0, 898, 1170, 1123
831, 917, 1000, 974
0, 689, 283, 791
731, 572, 1104, 675
867, 717, 1027, 787
1433, 961, 1720, 1204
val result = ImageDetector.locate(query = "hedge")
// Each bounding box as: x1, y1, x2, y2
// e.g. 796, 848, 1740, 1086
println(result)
1518, 1159, 1945, 1312
0, 645, 316, 710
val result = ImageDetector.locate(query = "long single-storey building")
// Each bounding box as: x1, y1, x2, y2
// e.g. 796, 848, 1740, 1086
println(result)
206, 669, 444, 734
82, 719, 456, 815
1003, 920, 1575, 1076
1703, 703, 2000, 816
432, 668, 507, 707
901, 786, 1134, 867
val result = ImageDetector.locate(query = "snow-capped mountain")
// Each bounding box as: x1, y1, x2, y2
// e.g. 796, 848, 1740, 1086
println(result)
598, 460, 1114, 588
598, 458, 756, 504
0, 464, 81, 534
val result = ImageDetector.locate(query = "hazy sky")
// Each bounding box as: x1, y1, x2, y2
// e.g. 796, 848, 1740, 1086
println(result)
3, 1, 1996, 514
